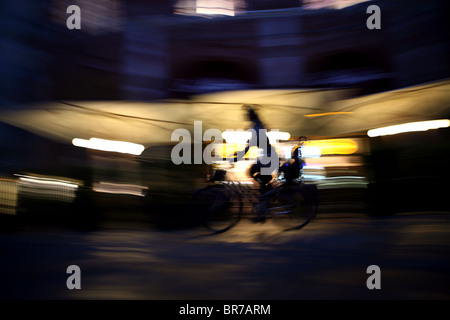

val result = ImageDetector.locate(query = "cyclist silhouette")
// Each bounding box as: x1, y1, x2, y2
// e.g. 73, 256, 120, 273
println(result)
279, 136, 307, 184
232, 105, 278, 193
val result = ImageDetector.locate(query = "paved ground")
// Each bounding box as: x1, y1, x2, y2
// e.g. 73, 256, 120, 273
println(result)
1, 212, 449, 300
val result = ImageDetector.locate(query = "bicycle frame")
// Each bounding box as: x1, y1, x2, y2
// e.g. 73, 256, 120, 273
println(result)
213, 168, 296, 219
196, 138, 315, 232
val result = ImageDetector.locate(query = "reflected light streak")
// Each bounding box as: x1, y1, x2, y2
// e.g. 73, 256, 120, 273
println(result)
316, 176, 368, 189
15, 174, 79, 190
72, 138, 145, 155
305, 112, 354, 117
367, 119, 450, 137
93, 182, 148, 197
303, 174, 326, 180
304, 164, 325, 170
14, 174, 80, 203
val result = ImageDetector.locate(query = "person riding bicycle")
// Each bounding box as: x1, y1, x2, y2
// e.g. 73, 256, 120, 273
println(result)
232, 105, 278, 193
231, 105, 280, 222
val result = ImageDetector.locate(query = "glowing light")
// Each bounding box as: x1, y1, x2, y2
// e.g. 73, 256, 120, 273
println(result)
305, 112, 354, 117
303, 0, 371, 10
222, 131, 252, 144
267, 131, 291, 143
15, 174, 80, 203
221, 131, 290, 144
367, 119, 450, 137
215, 143, 261, 159
282, 146, 293, 159
304, 165, 325, 170
301, 146, 322, 158
72, 138, 145, 155
196, 0, 235, 16
305, 139, 359, 155
316, 176, 369, 190
93, 182, 148, 197
15, 174, 79, 190
303, 174, 326, 180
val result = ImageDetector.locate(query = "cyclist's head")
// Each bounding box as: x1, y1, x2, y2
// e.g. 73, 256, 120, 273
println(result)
242, 104, 261, 122
299, 136, 308, 144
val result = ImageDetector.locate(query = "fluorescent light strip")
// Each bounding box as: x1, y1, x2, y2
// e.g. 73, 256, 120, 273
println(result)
367, 119, 450, 137
15, 174, 79, 189
304, 165, 325, 170
305, 112, 354, 118
72, 138, 145, 155
93, 182, 148, 197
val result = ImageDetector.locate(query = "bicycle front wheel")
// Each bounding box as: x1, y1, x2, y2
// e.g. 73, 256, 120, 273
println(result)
270, 184, 317, 231
189, 185, 242, 233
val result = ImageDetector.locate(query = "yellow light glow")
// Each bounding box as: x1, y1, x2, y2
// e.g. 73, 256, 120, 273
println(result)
367, 119, 450, 137
305, 139, 359, 155
216, 144, 261, 159
72, 138, 145, 155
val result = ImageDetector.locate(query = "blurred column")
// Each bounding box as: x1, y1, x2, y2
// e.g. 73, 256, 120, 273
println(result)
121, 18, 170, 100
256, 13, 304, 88
383, 0, 450, 87
0, 0, 51, 107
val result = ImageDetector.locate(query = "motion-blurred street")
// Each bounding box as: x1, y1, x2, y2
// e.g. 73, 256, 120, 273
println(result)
1, 0, 449, 302
1, 212, 449, 300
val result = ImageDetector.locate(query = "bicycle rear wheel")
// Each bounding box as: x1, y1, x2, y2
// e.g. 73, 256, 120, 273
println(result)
189, 184, 242, 233
270, 184, 317, 231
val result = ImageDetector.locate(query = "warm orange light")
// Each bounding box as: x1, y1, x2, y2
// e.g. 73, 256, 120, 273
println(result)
305, 112, 354, 117
305, 139, 358, 155
216, 144, 261, 159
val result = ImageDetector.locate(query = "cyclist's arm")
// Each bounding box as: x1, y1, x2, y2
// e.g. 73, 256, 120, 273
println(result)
234, 141, 250, 162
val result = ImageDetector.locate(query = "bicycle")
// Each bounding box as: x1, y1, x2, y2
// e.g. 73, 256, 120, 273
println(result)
188, 157, 318, 234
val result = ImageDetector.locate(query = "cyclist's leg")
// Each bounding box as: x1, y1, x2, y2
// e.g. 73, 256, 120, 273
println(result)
250, 158, 277, 222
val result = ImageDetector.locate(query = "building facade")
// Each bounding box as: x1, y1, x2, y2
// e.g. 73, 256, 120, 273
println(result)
1, 0, 448, 105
